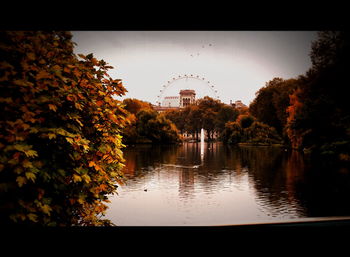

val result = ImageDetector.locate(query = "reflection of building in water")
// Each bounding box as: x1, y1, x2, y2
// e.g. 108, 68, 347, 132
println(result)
178, 169, 195, 200
177, 143, 198, 200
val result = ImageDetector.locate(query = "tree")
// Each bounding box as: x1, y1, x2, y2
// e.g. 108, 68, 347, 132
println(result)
122, 98, 153, 115
222, 121, 242, 144
222, 120, 282, 145
121, 98, 155, 144
249, 77, 299, 137
136, 109, 180, 143
197, 96, 224, 140
286, 31, 350, 161
237, 114, 255, 129
185, 105, 203, 140
164, 109, 186, 134
0, 31, 127, 226
215, 105, 239, 135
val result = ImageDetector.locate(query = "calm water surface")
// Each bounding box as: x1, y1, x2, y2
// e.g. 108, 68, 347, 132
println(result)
106, 143, 350, 226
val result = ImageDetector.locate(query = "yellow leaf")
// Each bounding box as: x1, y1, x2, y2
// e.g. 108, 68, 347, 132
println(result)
74, 117, 83, 126
24, 149, 38, 158
82, 174, 91, 183
74, 102, 83, 110
82, 144, 89, 151
28, 213, 38, 222
73, 174, 82, 183
77, 198, 84, 204
23, 159, 33, 168
41, 205, 52, 216
16, 176, 27, 187
48, 133, 56, 139
66, 137, 74, 144
25, 172, 36, 182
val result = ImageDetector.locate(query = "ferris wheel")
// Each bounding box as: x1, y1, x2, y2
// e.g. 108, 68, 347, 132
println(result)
156, 74, 220, 105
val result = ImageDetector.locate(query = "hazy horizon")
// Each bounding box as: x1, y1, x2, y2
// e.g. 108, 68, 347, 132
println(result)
72, 31, 317, 106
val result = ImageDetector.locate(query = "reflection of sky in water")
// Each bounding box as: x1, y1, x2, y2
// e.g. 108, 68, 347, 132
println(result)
106, 143, 350, 226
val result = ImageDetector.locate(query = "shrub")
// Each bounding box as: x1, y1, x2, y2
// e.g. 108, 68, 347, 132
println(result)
0, 31, 127, 226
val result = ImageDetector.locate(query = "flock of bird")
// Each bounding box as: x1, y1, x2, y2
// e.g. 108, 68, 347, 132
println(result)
190, 43, 213, 57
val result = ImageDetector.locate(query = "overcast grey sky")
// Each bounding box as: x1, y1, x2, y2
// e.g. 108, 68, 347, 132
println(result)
72, 31, 317, 105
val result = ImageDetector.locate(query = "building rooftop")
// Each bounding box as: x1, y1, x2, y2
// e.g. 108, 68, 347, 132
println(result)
180, 89, 196, 95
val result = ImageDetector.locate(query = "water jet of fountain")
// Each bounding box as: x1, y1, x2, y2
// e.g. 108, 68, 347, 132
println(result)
200, 128, 204, 162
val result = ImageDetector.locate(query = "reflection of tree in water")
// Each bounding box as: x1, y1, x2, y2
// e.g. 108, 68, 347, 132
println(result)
122, 144, 179, 178
178, 168, 195, 201
293, 159, 350, 217
241, 147, 350, 218
242, 147, 307, 217
121, 143, 350, 218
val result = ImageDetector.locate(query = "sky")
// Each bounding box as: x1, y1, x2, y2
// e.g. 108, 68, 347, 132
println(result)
72, 31, 317, 106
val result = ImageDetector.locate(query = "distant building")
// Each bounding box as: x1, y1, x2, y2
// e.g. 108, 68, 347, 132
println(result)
179, 89, 196, 108
162, 96, 180, 107
154, 89, 196, 112
230, 100, 247, 109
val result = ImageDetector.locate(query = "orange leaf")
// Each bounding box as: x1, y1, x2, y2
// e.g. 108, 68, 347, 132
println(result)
36, 70, 51, 80
48, 104, 57, 112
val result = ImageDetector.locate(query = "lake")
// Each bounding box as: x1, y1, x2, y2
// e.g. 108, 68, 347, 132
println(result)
106, 142, 350, 226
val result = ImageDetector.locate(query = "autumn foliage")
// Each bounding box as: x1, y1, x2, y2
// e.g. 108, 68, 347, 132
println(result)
249, 31, 350, 162
121, 98, 180, 144
0, 31, 128, 225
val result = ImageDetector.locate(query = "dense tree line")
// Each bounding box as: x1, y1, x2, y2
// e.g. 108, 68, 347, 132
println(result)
249, 31, 350, 162
121, 98, 180, 144
165, 96, 239, 141
163, 96, 281, 145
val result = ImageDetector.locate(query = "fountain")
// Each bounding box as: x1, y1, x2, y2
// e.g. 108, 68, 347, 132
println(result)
200, 128, 204, 160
